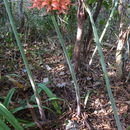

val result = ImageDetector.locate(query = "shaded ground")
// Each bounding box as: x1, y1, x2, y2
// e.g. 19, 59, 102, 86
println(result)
0, 37, 130, 130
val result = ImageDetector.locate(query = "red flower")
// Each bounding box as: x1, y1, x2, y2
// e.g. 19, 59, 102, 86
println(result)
30, 0, 71, 14
52, 0, 70, 13
30, 0, 43, 10
42, 0, 52, 12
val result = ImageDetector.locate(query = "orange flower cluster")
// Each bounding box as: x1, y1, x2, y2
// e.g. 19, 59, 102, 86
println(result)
30, 0, 71, 14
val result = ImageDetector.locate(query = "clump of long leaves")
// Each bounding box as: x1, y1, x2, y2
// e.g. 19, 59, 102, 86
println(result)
0, 82, 62, 129
0, 103, 23, 130
0, 88, 23, 130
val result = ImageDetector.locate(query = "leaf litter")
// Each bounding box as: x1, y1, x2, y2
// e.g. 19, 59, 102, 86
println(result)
0, 36, 130, 130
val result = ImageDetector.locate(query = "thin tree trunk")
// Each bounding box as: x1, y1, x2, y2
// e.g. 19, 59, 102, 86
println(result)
73, 0, 86, 72
83, 0, 103, 58
116, 0, 128, 79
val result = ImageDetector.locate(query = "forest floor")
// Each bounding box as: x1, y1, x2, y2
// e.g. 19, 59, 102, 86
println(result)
0, 37, 130, 130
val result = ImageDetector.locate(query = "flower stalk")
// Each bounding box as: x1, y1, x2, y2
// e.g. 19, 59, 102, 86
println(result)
51, 15, 81, 115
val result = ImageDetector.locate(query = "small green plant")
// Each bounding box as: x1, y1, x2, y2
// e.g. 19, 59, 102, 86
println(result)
0, 84, 57, 129
30, 82, 62, 114
67, 45, 74, 59
38, 83, 62, 114
3, 88, 16, 108
0, 103, 24, 130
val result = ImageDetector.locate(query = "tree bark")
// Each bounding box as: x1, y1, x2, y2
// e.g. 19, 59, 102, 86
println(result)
73, 0, 86, 72
116, 0, 129, 79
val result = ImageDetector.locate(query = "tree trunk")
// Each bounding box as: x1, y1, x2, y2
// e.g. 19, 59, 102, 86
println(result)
73, 0, 86, 72
115, 0, 129, 79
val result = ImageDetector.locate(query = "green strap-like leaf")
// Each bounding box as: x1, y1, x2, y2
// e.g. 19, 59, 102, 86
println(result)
0, 119, 11, 130
11, 104, 54, 114
51, 15, 80, 115
0, 103, 23, 130
23, 122, 36, 129
38, 83, 61, 114
3, 88, 16, 108
0, 126, 4, 130
44, 97, 64, 102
